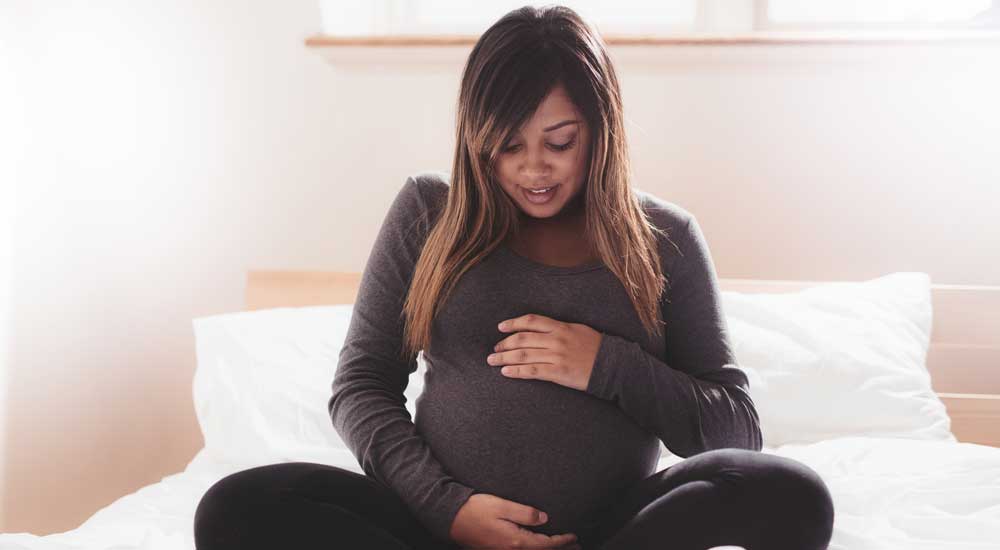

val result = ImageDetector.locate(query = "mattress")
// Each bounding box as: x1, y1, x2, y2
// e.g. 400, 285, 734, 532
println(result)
1, 436, 998, 550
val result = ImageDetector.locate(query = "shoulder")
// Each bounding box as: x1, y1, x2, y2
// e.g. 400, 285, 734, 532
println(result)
635, 189, 721, 284
634, 188, 697, 259
383, 171, 450, 235
635, 188, 693, 226
408, 170, 451, 211
388, 171, 450, 210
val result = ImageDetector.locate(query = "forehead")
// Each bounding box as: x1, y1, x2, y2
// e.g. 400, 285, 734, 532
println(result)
522, 84, 578, 127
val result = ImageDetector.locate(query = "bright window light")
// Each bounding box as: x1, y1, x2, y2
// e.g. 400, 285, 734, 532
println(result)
768, 0, 994, 25
407, 0, 696, 32
319, 0, 698, 36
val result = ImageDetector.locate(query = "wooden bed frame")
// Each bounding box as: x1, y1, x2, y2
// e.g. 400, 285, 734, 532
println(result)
245, 270, 1000, 449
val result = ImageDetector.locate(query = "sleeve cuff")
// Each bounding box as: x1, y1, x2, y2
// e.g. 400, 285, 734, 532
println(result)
585, 332, 623, 400
421, 482, 478, 544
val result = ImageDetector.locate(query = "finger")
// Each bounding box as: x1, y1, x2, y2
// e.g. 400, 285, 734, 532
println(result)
499, 313, 560, 334
520, 531, 578, 549
549, 533, 580, 546
491, 347, 559, 368
493, 330, 549, 353
499, 362, 557, 381
500, 501, 548, 526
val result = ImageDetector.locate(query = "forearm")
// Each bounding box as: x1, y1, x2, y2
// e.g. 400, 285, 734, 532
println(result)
585, 332, 763, 457
330, 366, 476, 541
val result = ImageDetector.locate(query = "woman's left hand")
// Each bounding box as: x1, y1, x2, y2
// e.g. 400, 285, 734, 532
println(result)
488, 313, 603, 392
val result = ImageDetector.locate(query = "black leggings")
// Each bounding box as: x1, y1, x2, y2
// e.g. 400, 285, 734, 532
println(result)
193, 448, 834, 550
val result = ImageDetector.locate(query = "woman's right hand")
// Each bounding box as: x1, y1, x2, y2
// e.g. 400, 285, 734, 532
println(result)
449, 493, 580, 549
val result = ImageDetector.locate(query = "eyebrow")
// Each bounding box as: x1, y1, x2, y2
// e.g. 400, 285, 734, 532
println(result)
543, 119, 580, 132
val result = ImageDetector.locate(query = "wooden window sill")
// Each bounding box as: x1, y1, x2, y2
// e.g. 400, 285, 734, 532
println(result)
306, 30, 1000, 47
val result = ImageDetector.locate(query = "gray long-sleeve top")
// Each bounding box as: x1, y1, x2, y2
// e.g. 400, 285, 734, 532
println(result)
328, 172, 762, 544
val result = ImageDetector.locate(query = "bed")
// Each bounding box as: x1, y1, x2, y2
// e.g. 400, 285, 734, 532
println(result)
2, 270, 998, 550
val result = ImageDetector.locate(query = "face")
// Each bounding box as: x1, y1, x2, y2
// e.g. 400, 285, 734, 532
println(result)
494, 82, 590, 223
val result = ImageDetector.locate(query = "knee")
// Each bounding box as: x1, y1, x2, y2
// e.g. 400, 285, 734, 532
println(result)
193, 466, 278, 547
758, 455, 835, 549
698, 449, 834, 549
196, 470, 248, 515
193, 471, 243, 544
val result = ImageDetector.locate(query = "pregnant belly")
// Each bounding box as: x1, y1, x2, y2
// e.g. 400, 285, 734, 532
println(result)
414, 371, 660, 536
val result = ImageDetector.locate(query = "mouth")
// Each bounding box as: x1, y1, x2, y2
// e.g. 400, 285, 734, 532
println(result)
521, 184, 560, 205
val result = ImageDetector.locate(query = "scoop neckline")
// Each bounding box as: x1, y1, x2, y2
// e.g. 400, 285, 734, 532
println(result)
498, 242, 606, 275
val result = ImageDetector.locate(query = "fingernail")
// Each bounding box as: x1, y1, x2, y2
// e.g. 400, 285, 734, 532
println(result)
540, 512, 547, 522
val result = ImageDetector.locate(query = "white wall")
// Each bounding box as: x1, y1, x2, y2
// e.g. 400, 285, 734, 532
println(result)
4, 0, 999, 535
1, 0, 46, 529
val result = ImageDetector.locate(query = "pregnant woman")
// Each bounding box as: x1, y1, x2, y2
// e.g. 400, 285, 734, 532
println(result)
193, 5, 834, 550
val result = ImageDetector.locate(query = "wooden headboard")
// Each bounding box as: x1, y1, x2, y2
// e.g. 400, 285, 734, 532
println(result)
246, 270, 1000, 448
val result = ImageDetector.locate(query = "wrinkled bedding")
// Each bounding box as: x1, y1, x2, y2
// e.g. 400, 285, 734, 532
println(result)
2, 436, 998, 550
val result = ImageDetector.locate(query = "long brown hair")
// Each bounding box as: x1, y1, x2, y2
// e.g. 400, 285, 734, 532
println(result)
401, 5, 674, 360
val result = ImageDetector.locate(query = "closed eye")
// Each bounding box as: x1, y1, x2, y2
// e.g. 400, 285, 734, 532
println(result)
503, 137, 577, 153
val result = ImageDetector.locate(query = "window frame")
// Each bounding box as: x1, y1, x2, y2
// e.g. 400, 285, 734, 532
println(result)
309, 0, 1000, 46
752, 0, 998, 32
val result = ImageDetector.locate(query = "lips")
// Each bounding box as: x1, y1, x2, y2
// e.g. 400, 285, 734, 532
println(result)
521, 183, 560, 204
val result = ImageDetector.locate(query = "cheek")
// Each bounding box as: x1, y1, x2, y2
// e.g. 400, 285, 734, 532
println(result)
557, 156, 586, 183
494, 161, 517, 188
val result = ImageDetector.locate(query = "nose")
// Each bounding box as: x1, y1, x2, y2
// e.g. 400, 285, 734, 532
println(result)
521, 148, 550, 181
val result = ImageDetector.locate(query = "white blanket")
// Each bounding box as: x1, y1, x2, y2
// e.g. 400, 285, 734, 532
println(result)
2, 436, 998, 550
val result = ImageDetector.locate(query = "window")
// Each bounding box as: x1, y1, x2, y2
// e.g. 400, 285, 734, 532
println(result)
404, 1, 697, 35
319, 0, 698, 36
316, 0, 1000, 37
760, 0, 1000, 30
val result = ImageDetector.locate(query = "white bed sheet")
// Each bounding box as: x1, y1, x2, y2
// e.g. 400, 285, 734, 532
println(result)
2, 437, 998, 550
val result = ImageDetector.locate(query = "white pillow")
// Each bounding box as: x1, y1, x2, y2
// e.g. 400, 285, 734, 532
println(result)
192, 304, 431, 466
721, 271, 955, 447
191, 271, 952, 467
